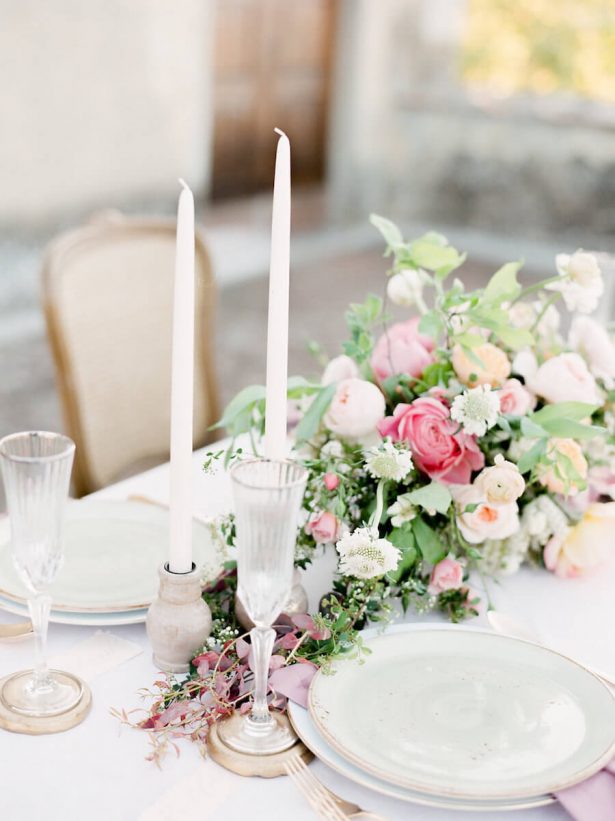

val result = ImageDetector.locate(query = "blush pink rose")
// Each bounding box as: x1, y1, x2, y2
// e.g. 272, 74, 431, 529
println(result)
428, 558, 464, 595
306, 511, 339, 544
323, 472, 340, 491
498, 378, 536, 416
528, 352, 601, 405
371, 318, 435, 381
378, 396, 484, 484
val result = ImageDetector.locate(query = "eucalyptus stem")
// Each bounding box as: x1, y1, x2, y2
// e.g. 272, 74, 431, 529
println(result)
515, 274, 562, 302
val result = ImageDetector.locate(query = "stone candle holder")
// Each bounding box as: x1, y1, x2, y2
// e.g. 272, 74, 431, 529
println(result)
146, 563, 212, 673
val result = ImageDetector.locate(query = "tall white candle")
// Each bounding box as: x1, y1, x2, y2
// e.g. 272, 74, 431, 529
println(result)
264, 128, 291, 461
169, 179, 195, 573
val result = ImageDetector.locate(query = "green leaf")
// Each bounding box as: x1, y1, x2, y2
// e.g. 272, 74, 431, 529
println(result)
492, 324, 534, 351
520, 417, 550, 439
212, 384, 266, 431
387, 527, 417, 583
517, 439, 547, 474
418, 311, 443, 340
295, 383, 336, 443
369, 214, 403, 252
454, 331, 484, 348
412, 517, 447, 564
406, 482, 452, 515
483, 261, 523, 305
409, 236, 464, 272
531, 402, 599, 425
536, 418, 604, 440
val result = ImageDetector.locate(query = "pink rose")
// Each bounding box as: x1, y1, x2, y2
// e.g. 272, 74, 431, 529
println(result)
323, 473, 340, 491
371, 318, 435, 381
378, 396, 484, 484
306, 511, 340, 544
428, 558, 464, 595
498, 378, 536, 416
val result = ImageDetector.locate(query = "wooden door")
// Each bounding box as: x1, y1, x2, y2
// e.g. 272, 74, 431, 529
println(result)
211, 0, 337, 199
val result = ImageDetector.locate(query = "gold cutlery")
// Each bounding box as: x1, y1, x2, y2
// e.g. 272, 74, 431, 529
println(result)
285, 753, 389, 820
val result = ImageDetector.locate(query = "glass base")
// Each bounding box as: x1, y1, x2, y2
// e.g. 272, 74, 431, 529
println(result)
217, 710, 297, 755
0, 669, 84, 717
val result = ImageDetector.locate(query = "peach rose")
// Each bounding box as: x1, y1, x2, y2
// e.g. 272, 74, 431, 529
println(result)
538, 438, 588, 496
452, 343, 511, 387
371, 318, 435, 381
323, 378, 385, 440
378, 396, 484, 484
428, 558, 464, 595
499, 378, 536, 416
528, 352, 601, 405
322, 355, 360, 385
474, 454, 525, 506
544, 502, 615, 578
452, 484, 520, 544
306, 512, 340, 544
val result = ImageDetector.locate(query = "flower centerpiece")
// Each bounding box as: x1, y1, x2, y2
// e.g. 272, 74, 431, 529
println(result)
123, 219, 615, 761
216, 216, 615, 622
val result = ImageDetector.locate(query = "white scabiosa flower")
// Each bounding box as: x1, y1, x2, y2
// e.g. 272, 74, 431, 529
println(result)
364, 441, 413, 481
450, 384, 500, 437
336, 527, 401, 579
546, 250, 603, 314
387, 493, 418, 527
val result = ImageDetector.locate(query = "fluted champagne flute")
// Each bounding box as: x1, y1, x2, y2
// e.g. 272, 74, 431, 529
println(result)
220, 458, 307, 755
0, 431, 83, 717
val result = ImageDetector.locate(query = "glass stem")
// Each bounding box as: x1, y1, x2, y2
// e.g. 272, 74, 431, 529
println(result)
28, 594, 52, 691
249, 626, 275, 724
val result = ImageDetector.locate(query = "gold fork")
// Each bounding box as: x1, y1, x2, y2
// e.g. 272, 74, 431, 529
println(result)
285, 753, 390, 820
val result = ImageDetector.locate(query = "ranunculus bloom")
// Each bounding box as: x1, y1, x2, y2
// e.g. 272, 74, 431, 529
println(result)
538, 438, 588, 496
452, 485, 520, 544
378, 396, 484, 484
370, 318, 435, 381
544, 502, 615, 578
323, 472, 340, 491
474, 454, 525, 506
498, 378, 536, 416
569, 316, 615, 388
323, 378, 385, 440
322, 355, 360, 385
451, 343, 511, 387
528, 352, 601, 405
305, 511, 340, 544
428, 557, 464, 595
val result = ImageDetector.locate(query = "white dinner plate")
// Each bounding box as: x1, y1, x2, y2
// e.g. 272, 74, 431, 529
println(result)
0, 499, 223, 614
0, 589, 148, 626
308, 626, 615, 802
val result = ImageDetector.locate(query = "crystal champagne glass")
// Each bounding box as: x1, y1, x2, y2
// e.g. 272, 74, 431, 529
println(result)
0, 431, 83, 716
220, 458, 307, 755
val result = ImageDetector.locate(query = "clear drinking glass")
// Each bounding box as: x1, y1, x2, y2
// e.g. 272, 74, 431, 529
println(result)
0, 431, 83, 717
221, 458, 307, 755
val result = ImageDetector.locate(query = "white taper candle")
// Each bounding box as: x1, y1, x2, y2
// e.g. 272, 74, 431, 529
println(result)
264, 128, 291, 461
168, 179, 195, 573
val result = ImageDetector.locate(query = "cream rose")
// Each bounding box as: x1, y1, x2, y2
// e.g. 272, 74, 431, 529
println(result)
528, 352, 601, 405
323, 378, 385, 440
546, 250, 603, 314
544, 502, 615, 578
569, 316, 615, 387
451, 343, 511, 388
537, 438, 588, 496
452, 484, 520, 544
474, 454, 525, 506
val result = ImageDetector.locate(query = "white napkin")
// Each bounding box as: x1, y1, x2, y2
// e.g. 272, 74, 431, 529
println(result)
50, 630, 142, 681
138, 763, 234, 821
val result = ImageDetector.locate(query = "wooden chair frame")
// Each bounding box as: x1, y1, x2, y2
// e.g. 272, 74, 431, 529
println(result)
42, 211, 220, 496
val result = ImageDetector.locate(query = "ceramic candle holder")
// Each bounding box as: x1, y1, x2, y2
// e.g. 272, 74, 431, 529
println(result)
146, 563, 212, 673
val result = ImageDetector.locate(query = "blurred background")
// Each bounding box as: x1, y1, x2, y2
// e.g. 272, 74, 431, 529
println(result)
1, 0, 614, 486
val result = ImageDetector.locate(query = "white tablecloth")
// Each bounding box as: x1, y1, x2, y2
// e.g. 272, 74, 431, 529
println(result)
2, 445, 614, 821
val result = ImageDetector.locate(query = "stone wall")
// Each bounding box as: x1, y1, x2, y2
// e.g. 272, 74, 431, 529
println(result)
328, 0, 615, 247
0, 0, 215, 229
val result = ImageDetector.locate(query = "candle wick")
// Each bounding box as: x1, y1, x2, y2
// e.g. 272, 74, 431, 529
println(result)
178, 177, 190, 191
273, 127, 288, 140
